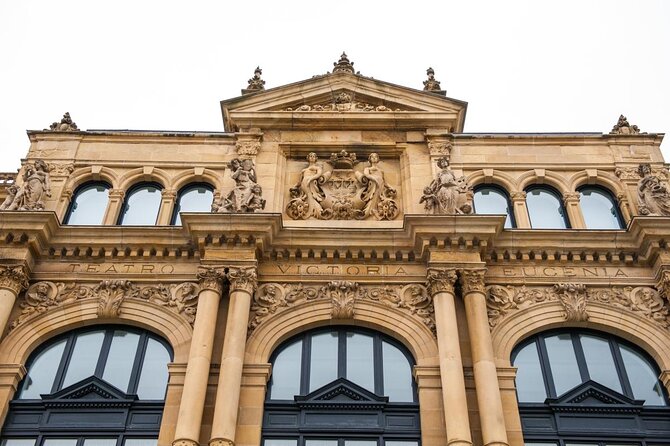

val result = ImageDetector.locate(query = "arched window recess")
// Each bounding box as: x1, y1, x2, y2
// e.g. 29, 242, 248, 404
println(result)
473, 184, 515, 228
64, 181, 111, 225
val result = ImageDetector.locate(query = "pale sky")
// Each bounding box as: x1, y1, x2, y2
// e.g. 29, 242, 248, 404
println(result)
1, 0, 669, 171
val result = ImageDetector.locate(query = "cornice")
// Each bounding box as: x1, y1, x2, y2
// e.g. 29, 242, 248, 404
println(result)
28, 130, 236, 144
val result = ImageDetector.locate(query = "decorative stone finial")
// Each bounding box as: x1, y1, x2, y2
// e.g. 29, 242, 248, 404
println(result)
423, 67, 446, 96
48, 112, 78, 132
610, 115, 640, 135
242, 66, 266, 95
333, 52, 355, 74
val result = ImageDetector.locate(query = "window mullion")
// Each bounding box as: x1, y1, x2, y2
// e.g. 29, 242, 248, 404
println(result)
51, 334, 76, 393
535, 336, 557, 398
611, 340, 635, 398
374, 334, 384, 396
95, 329, 114, 377
339, 329, 346, 379
301, 334, 311, 395
127, 332, 149, 394
571, 333, 590, 383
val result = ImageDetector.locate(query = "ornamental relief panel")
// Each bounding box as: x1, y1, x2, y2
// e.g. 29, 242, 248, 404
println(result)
486, 283, 668, 329
10, 280, 200, 330
248, 282, 434, 336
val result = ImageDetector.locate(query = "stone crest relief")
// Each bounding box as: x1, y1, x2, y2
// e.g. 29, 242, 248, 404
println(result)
286, 151, 399, 220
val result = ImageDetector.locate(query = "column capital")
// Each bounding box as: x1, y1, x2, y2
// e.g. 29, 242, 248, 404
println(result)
228, 266, 258, 295
0, 264, 29, 294
563, 192, 581, 205
197, 266, 226, 293
426, 267, 458, 296
162, 188, 178, 199
459, 268, 487, 295
108, 188, 126, 199
509, 191, 526, 201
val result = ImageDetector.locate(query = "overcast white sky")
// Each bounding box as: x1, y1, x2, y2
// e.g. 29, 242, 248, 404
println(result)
1, 0, 669, 171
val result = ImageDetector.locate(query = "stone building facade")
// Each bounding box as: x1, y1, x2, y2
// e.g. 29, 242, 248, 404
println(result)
1, 55, 670, 446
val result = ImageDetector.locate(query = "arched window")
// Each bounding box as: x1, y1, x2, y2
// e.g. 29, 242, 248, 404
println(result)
578, 186, 624, 229
263, 328, 419, 446
525, 186, 569, 229
473, 185, 515, 228
512, 330, 670, 444
64, 182, 110, 225
117, 183, 162, 226
171, 183, 214, 225
1, 327, 172, 445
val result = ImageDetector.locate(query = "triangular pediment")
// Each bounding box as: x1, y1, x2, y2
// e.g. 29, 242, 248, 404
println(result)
546, 380, 643, 411
42, 376, 136, 402
294, 378, 388, 409
221, 72, 467, 132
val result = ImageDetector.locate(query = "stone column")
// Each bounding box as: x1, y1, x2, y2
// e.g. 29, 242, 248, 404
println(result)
0, 265, 29, 336
210, 266, 257, 446
172, 266, 226, 446
103, 188, 125, 225
563, 192, 585, 229
157, 188, 178, 225
510, 192, 530, 228
460, 269, 508, 446
616, 192, 633, 224
426, 268, 472, 446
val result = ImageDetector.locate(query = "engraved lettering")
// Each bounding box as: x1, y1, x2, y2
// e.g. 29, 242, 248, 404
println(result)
543, 268, 557, 276
277, 264, 291, 274
346, 266, 360, 275
615, 268, 628, 277
306, 266, 319, 274
503, 268, 515, 277
160, 264, 175, 274
123, 264, 134, 272
105, 265, 118, 273
395, 267, 407, 275
327, 266, 339, 274
522, 267, 537, 276
366, 266, 380, 275
583, 267, 599, 277
69, 263, 81, 272
141, 265, 155, 273
563, 267, 576, 277
86, 265, 99, 273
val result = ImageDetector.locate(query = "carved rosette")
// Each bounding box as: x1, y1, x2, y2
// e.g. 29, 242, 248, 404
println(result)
96, 280, 139, 318
197, 267, 226, 294
459, 269, 487, 295
0, 265, 29, 294
228, 267, 258, 295
426, 268, 458, 296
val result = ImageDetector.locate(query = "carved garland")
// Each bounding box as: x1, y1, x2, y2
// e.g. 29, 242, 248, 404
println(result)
10, 280, 200, 329
248, 282, 435, 336
486, 283, 668, 328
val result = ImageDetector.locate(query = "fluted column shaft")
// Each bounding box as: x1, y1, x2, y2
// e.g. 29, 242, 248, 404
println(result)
173, 267, 225, 446
427, 268, 472, 446
0, 265, 29, 336
460, 269, 508, 446
210, 266, 258, 446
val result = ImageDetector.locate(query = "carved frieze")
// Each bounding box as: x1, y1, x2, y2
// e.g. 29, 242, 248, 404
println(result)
486, 284, 669, 329
636, 163, 670, 216
235, 140, 261, 157
286, 151, 399, 221
427, 141, 452, 158
248, 282, 434, 335
48, 162, 75, 177
212, 158, 265, 213
420, 156, 473, 214
10, 280, 201, 329
285, 91, 402, 112
0, 265, 29, 294
0, 160, 51, 211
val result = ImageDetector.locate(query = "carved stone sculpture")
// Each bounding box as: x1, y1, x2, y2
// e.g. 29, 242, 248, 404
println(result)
48, 112, 79, 132
332, 52, 355, 74
244, 66, 265, 92
420, 156, 473, 214
610, 115, 640, 135
138, 282, 200, 324
214, 158, 266, 213
96, 280, 139, 318
554, 283, 589, 321
637, 163, 670, 216
423, 67, 443, 93
322, 281, 359, 319
286, 151, 399, 221
0, 160, 52, 211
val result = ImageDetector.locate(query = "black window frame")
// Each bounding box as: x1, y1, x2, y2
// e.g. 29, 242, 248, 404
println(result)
472, 184, 516, 228
116, 182, 164, 226
63, 181, 112, 225
524, 185, 571, 229
170, 182, 215, 225
577, 185, 626, 230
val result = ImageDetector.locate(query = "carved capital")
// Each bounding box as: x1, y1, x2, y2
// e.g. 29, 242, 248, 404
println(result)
197, 266, 226, 293
510, 191, 527, 201
426, 268, 458, 296
108, 188, 126, 200
235, 140, 261, 157
172, 440, 199, 446
427, 140, 452, 157
459, 269, 487, 295
209, 438, 234, 446
0, 265, 29, 294
563, 192, 581, 204
227, 266, 258, 295
162, 188, 178, 199
658, 270, 670, 302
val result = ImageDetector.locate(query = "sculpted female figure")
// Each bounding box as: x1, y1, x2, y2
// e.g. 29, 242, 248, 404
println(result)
637, 163, 670, 216
286, 152, 331, 219
12, 160, 51, 210
420, 157, 472, 214
221, 158, 264, 212
356, 153, 398, 220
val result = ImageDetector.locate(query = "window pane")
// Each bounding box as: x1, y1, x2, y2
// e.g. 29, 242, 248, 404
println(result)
61, 330, 105, 388
173, 185, 213, 225
102, 330, 140, 392
119, 184, 162, 225
83, 440, 118, 446
474, 187, 513, 228
66, 183, 109, 225
305, 441, 338, 446
345, 442, 377, 446
526, 188, 567, 229
346, 332, 374, 392
580, 187, 623, 229
20, 338, 66, 399
512, 342, 547, 402
270, 339, 302, 400
619, 344, 666, 405
1, 440, 36, 446
544, 334, 582, 396
579, 334, 622, 393
136, 338, 171, 399
43, 440, 78, 446
382, 341, 414, 402
309, 332, 339, 391
264, 440, 297, 446
123, 440, 158, 446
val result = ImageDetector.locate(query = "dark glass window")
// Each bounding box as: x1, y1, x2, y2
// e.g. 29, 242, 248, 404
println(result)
512, 330, 670, 445
578, 186, 624, 229
171, 183, 214, 225
64, 182, 110, 225
117, 183, 162, 226
473, 185, 515, 228
263, 328, 419, 446
525, 186, 569, 229
2, 327, 171, 445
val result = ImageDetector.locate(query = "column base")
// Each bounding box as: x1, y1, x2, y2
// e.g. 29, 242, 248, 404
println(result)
172, 440, 199, 446
209, 438, 234, 446
447, 440, 473, 446
484, 442, 509, 446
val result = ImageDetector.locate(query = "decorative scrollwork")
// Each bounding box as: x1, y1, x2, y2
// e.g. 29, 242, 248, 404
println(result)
138, 282, 200, 325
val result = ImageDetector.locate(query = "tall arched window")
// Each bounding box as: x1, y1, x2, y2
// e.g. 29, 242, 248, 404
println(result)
525, 186, 569, 229
64, 182, 110, 225
578, 186, 625, 229
263, 328, 420, 446
473, 185, 515, 228
171, 183, 214, 225
1, 326, 172, 446
512, 330, 670, 444
117, 183, 162, 226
